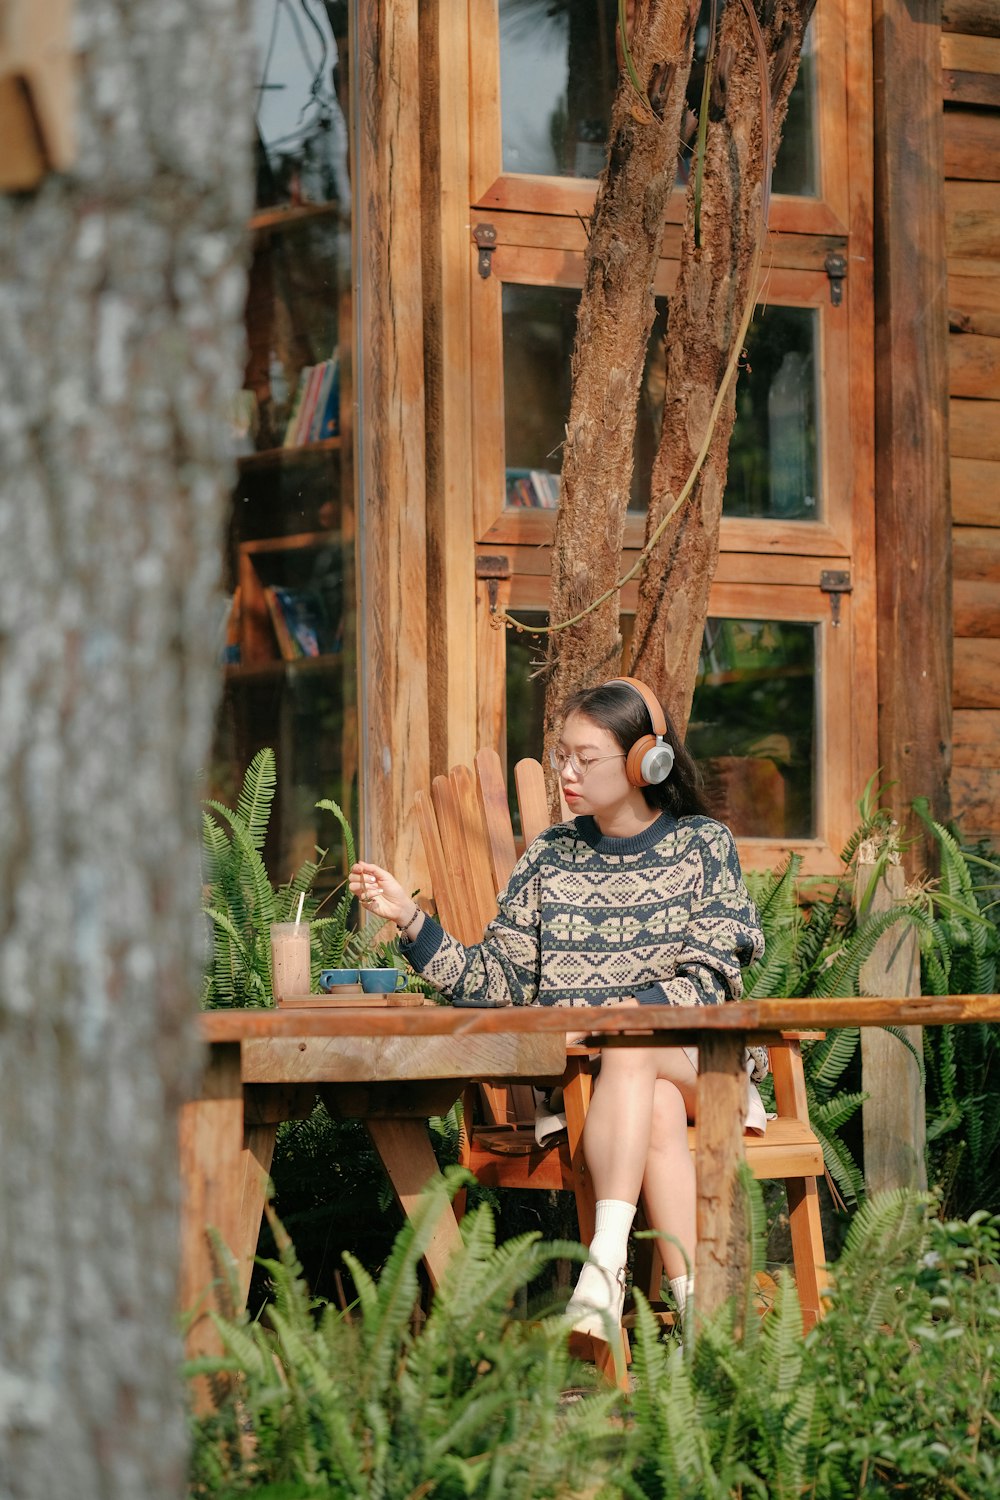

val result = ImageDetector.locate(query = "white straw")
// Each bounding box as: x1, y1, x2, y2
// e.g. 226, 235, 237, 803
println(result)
294, 890, 305, 926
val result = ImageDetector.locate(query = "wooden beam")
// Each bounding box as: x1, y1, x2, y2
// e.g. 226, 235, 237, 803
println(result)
943, 109, 1000, 181
952, 457, 1000, 521
946, 182, 1000, 259
955, 637, 1000, 706
855, 862, 925, 1193
872, 0, 952, 854
954, 578, 1000, 634
419, 0, 478, 779
953, 707, 1000, 764
356, 0, 431, 890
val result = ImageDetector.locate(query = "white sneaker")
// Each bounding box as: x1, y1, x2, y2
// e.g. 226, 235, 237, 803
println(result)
564, 1261, 627, 1340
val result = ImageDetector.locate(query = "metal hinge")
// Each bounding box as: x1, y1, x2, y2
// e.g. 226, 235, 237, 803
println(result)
820, 569, 852, 626
476, 554, 511, 610
824, 250, 847, 307
472, 222, 497, 279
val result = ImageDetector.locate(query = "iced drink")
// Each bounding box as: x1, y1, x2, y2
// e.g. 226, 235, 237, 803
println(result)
270, 921, 312, 1001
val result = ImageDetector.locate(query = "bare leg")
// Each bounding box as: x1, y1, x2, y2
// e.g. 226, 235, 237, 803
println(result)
566, 1045, 697, 1335
641, 1076, 696, 1281
582, 1043, 696, 1206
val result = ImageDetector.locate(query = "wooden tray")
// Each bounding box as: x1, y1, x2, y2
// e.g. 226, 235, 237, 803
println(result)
277, 989, 430, 1009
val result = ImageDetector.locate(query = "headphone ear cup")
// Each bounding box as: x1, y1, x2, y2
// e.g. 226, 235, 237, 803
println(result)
625, 735, 656, 787
641, 741, 675, 785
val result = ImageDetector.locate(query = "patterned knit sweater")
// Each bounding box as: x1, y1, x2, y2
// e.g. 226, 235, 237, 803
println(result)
404, 810, 764, 1027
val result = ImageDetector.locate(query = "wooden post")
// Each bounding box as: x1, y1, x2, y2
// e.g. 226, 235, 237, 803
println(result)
695, 1034, 749, 1326
356, 0, 431, 888
855, 859, 927, 1191
872, 0, 952, 862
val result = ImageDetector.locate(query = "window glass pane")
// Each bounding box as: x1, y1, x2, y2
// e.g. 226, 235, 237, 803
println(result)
499, 2, 816, 197
726, 306, 819, 521
502, 286, 819, 523
688, 618, 816, 838
211, 1, 358, 886
505, 612, 814, 840
506, 613, 550, 836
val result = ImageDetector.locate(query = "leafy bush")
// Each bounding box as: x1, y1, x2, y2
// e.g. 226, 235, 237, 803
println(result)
190, 1184, 1000, 1500
627, 1191, 1000, 1500
188, 1170, 624, 1499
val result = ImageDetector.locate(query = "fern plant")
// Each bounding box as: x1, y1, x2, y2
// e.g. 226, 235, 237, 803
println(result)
624, 1189, 1000, 1500
202, 750, 396, 1008
187, 1170, 626, 1500
909, 800, 1000, 1216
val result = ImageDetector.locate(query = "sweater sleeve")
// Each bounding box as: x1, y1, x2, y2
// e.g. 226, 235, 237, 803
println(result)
634, 821, 764, 1009
399, 843, 544, 1007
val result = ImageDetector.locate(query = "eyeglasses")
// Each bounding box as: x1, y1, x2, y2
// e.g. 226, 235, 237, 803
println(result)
548, 747, 626, 779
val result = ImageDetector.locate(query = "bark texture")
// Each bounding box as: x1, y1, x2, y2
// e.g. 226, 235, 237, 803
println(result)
543, 0, 697, 753
0, 2, 253, 1495
630, 0, 816, 731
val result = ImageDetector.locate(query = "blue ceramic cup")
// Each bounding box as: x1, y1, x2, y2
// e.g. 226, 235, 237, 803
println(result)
319, 968, 360, 991
359, 968, 407, 994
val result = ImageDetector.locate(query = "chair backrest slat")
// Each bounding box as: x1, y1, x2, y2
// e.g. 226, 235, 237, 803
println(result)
475, 747, 518, 893
514, 758, 550, 848
429, 773, 483, 947
451, 762, 499, 933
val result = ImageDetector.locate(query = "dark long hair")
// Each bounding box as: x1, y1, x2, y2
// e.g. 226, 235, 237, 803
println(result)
561, 680, 710, 819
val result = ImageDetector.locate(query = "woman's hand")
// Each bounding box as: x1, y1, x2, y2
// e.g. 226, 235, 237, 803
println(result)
349, 862, 414, 927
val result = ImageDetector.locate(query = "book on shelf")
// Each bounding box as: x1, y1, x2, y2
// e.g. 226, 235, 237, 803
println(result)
282, 353, 340, 448
504, 467, 561, 509
309, 350, 340, 441
264, 585, 338, 660
282, 366, 314, 448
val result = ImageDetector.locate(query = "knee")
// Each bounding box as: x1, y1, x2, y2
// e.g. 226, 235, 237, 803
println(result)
649, 1081, 689, 1144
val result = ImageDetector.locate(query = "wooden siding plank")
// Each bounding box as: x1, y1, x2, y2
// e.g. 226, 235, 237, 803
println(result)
952, 456, 1000, 521
952, 765, 1000, 833
943, 69, 1000, 107
942, 32, 1000, 73
949, 262, 1000, 338
942, 0, 1000, 36
950, 333, 1000, 398
943, 109, 1000, 180
954, 578, 1000, 634
945, 182, 1000, 258
953, 709, 1000, 766
953, 525, 1000, 581
951, 397, 1000, 459
955, 213, 1000, 285
954, 637, 1000, 706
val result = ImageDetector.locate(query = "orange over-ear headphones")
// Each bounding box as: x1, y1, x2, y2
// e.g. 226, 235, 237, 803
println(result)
608, 677, 676, 787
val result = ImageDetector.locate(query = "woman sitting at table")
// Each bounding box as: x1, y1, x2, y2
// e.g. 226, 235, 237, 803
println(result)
348, 677, 765, 1341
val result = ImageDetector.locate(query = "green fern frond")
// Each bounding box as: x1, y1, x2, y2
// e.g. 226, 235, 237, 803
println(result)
234, 747, 277, 850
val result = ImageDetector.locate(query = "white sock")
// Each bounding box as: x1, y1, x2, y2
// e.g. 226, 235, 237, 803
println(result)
669, 1273, 694, 1316
587, 1198, 636, 1270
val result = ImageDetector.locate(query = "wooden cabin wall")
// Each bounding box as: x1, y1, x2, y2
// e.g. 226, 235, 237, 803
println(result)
943, 0, 1000, 845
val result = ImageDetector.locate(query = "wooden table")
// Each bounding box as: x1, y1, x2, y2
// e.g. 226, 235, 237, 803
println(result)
180, 994, 1000, 1378
178, 1006, 566, 1372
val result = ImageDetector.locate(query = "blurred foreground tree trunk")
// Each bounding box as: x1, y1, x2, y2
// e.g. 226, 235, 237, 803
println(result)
0, 2, 252, 1495
544, 0, 815, 753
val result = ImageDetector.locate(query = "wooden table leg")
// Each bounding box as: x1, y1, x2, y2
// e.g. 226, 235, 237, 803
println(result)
364, 1117, 464, 1287
178, 1041, 244, 1405
695, 1033, 749, 1327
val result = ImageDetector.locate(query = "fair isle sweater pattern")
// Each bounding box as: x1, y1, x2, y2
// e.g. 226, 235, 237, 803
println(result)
403, 812, 767, 1075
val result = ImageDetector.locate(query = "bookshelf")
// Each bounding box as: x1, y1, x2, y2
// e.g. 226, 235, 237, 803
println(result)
210, 3, 357, 882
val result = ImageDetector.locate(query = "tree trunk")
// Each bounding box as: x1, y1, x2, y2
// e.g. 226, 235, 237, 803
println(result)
0, 3, 252, 1495
630, 0, 816, 732
543, 0, 697, 756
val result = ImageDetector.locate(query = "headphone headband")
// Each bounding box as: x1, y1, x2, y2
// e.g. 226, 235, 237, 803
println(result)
607, 677, 667, 738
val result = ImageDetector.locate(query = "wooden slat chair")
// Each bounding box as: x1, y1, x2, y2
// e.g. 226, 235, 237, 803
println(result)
413, 749, 829, 1349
